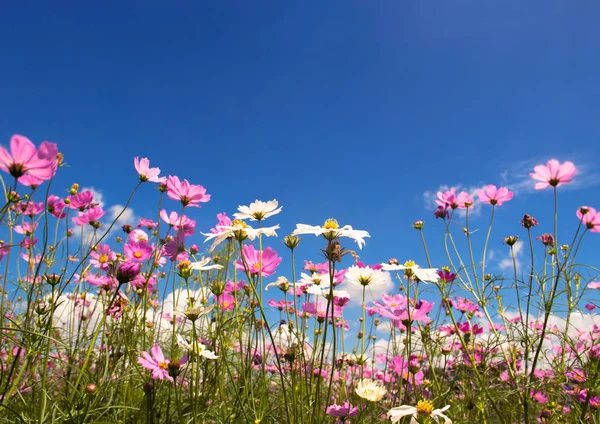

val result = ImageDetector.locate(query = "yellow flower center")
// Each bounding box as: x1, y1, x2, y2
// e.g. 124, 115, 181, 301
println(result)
158, 362, 169, 370
416, 400, 434, 416
232, 219, 249, 228
404, 260, 416, 268
323, 218, 339, 230
98, 254, 109, 263
134, 251, 143, 259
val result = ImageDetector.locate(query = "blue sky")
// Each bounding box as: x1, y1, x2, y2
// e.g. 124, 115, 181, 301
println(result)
1, 2, 599, 305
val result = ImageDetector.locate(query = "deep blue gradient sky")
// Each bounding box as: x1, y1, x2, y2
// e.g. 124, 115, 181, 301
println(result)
1, 2, 599, 295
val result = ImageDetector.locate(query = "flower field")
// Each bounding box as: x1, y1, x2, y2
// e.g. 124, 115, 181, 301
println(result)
0, 134, 599, 424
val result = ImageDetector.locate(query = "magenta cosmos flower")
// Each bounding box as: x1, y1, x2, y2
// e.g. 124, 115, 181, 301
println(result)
436, 187, 473, 210
124, 240, 154, 262
166, 176, 210, 207
134, 157, 166, 183
477, 185, 514, 206
138, 344, 187, 381
236, 245, 282, 278
530, 159, 578, 190
0, 135, 58, 186
90, 244, 117, 271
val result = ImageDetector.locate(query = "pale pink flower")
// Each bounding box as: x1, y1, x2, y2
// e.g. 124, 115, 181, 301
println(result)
0, 134, 58, 185
68, 190, 95, 210
588, 281, 600, 289
530, 159, 578, 190
164, 232, 188, 262
436, 187, 473, 210
576, 207, 600, 232
134, 157, 166, 183
166, 176, 210, 207
159, 210, 196, 235
477, 185, 514, 206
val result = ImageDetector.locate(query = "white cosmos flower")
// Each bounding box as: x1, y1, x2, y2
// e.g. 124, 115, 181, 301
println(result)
202, 219, 280, 252
356, 378, 387, 402
190, 257, 224, 271
387, 401, 452, 424
381, 261, 440, 284
176, 334, 219, 360
292, 218, 370, 249
265, 276, 290, 291
344, 265, 387, 287
233, 199, 282, 221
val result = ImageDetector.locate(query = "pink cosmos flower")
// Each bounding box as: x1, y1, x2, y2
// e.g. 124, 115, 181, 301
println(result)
326, 402, 358, 420
588, 282, 600, 289
134, 157, 166, 183
72, 206, 105, 226
124, 240, 153, 263
68, 191, 95, 210
236, 245, 282, 278
477, 185, 514, 206
137, 218, 158, 229
586, 303, 596, 311
164, 232, 188, 262
138, 344, 174, 381
436, 187, 473, 210
160, 210, 196, 235
530, 159, 578, 190
47, 195, 66, 218
89, 244, 116, 271
18, 202, 44, 217
576, 207, 600, 232
128, 229, 150, 243
216, 293, 236, 310
0, 135, 58, 185
14, 222, 37, 235
210, 212, 232, 234
166, 176, 210, 207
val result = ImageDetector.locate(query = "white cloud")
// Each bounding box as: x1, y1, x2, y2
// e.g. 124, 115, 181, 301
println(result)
81, 186, 137, 235
499, 240, 524, 272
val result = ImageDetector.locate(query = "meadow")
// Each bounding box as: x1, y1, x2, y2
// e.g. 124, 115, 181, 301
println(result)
0, 133, 599, 424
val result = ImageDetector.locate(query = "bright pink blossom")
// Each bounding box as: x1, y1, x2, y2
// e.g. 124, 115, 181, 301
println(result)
210, 212, 232, 234
166, 176, 210, 207
0, 135, 58, 185
164, 232, 188, 262
138, 344, 173, 380
236, 245, 282, 278
47, 195, 66, 218
530, 159, 578, 190
90, 244, 116, 271
68, 191, 95, 210
72, 206, 105, 226
124, 240, 153, 263
477, 185, 514, 206
134, 157, 166, 183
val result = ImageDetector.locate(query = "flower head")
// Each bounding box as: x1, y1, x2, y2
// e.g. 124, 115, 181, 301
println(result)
436, 188, 473, 210
233, 199, 282, 221
0, 135, 58, 185
345, 265, 387, 287
381, 261, 440, 284
236, 245, 282, 278
477, 185, 514, 206
292, 219, 370, 249
166, 176, 210, 207
134, 157, 166, 183
356, 378, 387, 402
530, 159, 578, 190
576, 207, 600, 232
387, 400, 452, 423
